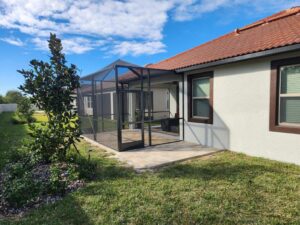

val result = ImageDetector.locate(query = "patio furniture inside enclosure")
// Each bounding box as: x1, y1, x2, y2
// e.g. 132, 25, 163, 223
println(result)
77, 60, 184, 151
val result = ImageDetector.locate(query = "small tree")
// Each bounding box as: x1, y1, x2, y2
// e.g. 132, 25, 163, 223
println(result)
18, 33, 81, 162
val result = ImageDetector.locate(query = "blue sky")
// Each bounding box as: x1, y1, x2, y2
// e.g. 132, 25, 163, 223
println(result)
0, 0, 299, 95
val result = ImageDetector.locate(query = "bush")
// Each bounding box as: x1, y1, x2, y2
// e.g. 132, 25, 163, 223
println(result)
11, 113, 28, 124
0, 159, 82, 209
25, 121, 76, 162
67, 150, 97, 181
16, 98, 34, 123
70, 156, 97, 180
49, 163, 79, 195
0, 160, 44, 208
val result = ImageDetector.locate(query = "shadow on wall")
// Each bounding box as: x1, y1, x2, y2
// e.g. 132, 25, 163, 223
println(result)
184, 110, 230, 149
183, 55, 277, 150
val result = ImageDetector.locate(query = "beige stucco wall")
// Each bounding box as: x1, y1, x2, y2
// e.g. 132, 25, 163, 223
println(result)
183, 51, 300, 165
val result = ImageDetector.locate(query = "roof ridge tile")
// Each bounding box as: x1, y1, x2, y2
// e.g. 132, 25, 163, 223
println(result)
149, 6, 300, 70
239, 6, 300, 32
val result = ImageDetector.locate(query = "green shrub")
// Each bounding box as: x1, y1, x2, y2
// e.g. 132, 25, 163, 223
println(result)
2, 173, 42, 208
25, 121, 79, 163
49, 163, 79, 195
67, 152, 97, 180
16, 98, 35, 123
11, 113, 27, 124
0, 161, 44, 208
11, 112, 36, 125
0, 160, 81, 209
75, 158, 97, 180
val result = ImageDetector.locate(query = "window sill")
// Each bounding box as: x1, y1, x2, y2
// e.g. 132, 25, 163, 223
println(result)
269, 124, 300, 134
188, 117, 213, 124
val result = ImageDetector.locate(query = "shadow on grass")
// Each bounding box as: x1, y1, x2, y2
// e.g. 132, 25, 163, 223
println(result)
96, 163, 135, 180
74, 146, 135, 182
0, 195, 94, 225
158, 158, 284, 182
44, 195, 94, 225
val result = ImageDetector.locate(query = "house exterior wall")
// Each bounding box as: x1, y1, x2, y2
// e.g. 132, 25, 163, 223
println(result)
83, 96, 93, 115
152, 88, 170, 119
128, 75, 182, 120
183, 51, 300, 165
169, 85, 177, 117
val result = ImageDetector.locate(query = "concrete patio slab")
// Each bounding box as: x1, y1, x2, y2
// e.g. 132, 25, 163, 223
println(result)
83, 137, 223, 171
83, 129, 179, 150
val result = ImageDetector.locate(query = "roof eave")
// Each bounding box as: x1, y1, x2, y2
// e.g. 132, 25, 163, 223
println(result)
175, 43, 300, 73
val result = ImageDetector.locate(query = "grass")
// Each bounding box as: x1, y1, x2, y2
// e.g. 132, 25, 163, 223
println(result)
0, 112, 300, 224
80, 116, 117, 133
0, 112, 28, 169
32, 112, 48, 123
0, 112, 48, 169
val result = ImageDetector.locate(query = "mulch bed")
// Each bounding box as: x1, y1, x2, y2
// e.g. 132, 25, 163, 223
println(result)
0, 163, 85, 218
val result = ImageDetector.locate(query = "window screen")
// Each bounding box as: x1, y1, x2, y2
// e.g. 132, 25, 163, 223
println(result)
279, 65, 300, 125
192, 78, 210, 118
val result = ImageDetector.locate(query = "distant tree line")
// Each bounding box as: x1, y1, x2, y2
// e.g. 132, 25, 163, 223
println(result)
0, 90, 25, 104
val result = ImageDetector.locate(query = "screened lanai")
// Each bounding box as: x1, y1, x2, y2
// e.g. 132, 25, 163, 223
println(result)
77, 60, 184, 151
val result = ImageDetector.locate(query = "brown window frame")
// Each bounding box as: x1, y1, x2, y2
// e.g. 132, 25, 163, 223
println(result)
188, 71, 214, 124
270, 56, 300, 134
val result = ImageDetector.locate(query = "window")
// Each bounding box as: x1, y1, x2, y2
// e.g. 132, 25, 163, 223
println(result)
188, 72, 213, 123
279, 65, 300, 125
270, 57, 300, 134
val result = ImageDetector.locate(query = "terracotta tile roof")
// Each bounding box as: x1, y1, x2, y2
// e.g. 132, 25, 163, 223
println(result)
148, 6, 300, 71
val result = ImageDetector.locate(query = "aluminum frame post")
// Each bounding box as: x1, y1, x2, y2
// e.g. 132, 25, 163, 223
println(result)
181, 73, 185, 140
115, 66, 122, 151
92, 79, 97, 141
147, 69, 152, 146
100, 81, 104, 132
140, 69, 145, 146
121, 83, 125, 129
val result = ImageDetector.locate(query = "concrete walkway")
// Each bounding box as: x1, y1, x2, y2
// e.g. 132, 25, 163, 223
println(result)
83, 137, 222, 171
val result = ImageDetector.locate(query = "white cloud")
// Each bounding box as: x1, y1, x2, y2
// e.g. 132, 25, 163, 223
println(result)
172, 0, 300, 21
172, 0, 228, 21
0, 0, 173, 55
32, 37, 106, 54
112, 41, 166, 56
0, 0, 172, 40
0, 0, 299, 55
0, 36, 24, 46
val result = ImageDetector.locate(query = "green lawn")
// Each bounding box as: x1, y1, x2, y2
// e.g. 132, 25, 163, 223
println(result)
1, 112, 300, 225
0, 112, 29, 169
0, 112, 51, 169
80, 116, 117, 133
32, 112, 48, 123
